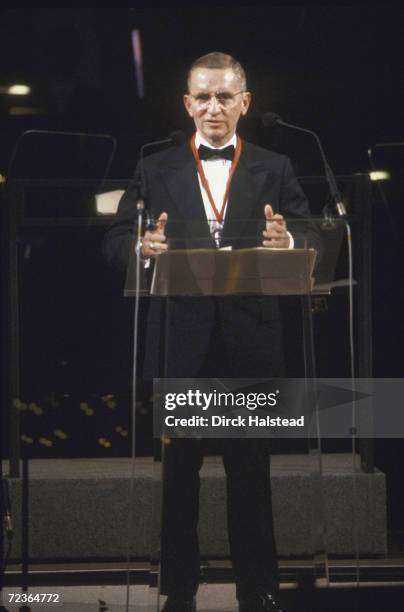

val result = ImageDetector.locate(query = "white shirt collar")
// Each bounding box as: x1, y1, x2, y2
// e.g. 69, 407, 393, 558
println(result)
195, 132, 237, 150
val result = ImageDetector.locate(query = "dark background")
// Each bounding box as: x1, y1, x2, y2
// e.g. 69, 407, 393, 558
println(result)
1, 7, 403, 540
0, 7, 402, 174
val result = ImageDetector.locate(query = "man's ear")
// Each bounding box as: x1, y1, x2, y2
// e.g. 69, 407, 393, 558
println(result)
183, 94, 194, 118
241, 92, 251, 116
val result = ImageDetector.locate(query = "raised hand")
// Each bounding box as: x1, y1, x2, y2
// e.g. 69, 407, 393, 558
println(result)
141, 212, 168, 258
262, 204, 290, 248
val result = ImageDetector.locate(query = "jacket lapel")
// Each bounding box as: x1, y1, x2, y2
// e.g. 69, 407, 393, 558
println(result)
160, 143, 213, 247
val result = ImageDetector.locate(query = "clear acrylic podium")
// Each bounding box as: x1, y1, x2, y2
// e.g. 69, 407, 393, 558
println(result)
124, 217, 346, 611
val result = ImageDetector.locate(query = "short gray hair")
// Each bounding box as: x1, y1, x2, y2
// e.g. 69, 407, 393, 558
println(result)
187, 52, 247, 90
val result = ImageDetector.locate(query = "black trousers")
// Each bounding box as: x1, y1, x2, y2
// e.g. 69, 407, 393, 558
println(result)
159, 300, 284, 598
160, 437, 279, 599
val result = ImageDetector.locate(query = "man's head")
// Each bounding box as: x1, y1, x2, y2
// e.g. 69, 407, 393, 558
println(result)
184, 52, 251, 147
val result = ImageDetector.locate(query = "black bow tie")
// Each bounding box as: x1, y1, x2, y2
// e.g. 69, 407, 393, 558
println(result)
198, 143, 235, 161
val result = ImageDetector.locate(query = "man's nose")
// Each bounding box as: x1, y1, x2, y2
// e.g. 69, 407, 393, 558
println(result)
207, 96, 221, 113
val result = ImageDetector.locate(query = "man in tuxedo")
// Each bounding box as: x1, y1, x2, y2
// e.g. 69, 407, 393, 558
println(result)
105, 52, 313, 612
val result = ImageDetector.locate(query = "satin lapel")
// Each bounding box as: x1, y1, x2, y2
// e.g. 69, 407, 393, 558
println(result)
220, 152, 269, 247
159, 144, 213, 247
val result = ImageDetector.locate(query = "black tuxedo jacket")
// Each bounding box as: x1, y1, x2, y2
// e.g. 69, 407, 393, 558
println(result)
104, 139, 314, 379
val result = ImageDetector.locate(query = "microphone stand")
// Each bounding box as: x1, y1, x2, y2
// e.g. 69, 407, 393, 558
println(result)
124, 132, 184, 612
262, 113, 347, 224
276, 118, 347, 222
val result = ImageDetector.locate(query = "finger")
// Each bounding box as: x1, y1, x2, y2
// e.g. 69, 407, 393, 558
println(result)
264, 220, 285, 232
262, 239, 288, 248
266, 221, 286, 237
266, 215, 285, 228
143, 227, 167, 242
264, 222, 285, 232
264, 204, 274, 220
149, 241, 168, 252
156, 212, 168, 234
263, 234, 286, 243
141, 240, 168, 257
146, 232, 167, 243
262, 223, 287, 236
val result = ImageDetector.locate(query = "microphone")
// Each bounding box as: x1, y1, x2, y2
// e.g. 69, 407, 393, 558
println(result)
262, 112, 281, 129
136, 130, 186, 227
169, 130, 187, 146
262, 112, 347, 219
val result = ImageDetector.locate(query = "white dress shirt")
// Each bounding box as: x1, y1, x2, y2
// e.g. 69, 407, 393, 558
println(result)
195, 132, 236, 246
195, 131, 294, 249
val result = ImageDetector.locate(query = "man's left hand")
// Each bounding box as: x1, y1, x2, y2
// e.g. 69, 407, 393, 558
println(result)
262, 204, 290, 248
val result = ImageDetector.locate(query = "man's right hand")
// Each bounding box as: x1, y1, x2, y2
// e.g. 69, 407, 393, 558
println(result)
140, 212, 168, 258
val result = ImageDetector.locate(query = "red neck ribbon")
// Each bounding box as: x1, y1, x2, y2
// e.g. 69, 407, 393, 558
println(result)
190, 133, 242, 223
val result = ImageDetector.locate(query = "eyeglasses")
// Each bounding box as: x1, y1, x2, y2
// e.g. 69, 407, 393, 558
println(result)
188, 90, 245, 110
